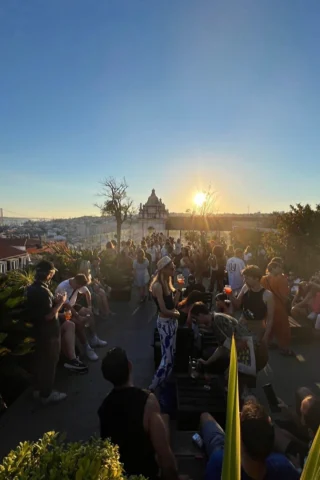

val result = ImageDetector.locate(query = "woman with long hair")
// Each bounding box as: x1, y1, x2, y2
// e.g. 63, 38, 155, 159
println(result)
261, 261, 294, 356
133, 249, 150, 302
149, 256, 183, 391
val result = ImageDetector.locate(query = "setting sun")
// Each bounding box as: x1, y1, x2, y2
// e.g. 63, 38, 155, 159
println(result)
194, 192, 206, 207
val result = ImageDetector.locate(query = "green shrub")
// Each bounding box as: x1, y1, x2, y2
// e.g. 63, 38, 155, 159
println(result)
0, 431, 147, 480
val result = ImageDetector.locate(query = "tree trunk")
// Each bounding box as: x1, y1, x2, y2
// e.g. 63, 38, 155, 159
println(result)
116, 222, 121, 254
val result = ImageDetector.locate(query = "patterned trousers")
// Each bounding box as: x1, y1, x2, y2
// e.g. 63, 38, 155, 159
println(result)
149, 317, 178, 390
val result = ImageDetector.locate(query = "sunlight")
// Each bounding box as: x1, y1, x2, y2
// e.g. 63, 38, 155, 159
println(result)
194, 192, 206, 207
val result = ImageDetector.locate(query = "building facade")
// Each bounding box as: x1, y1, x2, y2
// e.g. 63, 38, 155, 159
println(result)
138, 189, 168, 238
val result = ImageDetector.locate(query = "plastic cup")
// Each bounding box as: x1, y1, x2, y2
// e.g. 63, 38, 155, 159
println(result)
224, 285, 232, 295
64, 310, 72, 321
177, 274, 185, 285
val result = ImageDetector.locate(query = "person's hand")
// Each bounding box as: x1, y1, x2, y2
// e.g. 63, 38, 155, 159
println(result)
277, 397, 289, 410
173, 309, 180, 319
197, 358, 207, 366
55, 292, 67, 305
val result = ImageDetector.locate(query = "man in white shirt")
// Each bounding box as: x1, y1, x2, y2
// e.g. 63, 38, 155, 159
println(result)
56, 274, 107, 361
226, 248, 246, 294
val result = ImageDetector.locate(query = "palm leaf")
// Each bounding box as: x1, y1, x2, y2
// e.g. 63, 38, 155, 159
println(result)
301, 425, 320, 479
221, 335, 241, 480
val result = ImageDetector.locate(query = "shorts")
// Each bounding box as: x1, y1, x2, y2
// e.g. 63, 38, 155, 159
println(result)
200, 418, 225, 458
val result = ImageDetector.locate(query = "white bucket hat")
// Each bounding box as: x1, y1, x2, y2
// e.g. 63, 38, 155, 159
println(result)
157, 256, 172, 271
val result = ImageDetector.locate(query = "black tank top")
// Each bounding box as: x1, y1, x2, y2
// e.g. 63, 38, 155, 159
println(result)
153, 291, 175, 312
242, 288, 267, 321
98, 387, 158, 479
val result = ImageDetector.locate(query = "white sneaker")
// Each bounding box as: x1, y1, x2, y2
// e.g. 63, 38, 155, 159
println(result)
90, 336, 108, 348
85, 345, 99, 361
39, 391, 67, 405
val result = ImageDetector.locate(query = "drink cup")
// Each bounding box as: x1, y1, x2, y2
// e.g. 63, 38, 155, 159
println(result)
224, 285, 232, 295
64, 310, 72, 321
177, 274, 185, 285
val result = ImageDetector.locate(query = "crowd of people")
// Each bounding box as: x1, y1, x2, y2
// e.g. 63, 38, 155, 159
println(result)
24, 232, 320, 478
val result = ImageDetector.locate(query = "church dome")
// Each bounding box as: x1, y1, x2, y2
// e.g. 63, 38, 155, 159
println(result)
146, 189, 160, 205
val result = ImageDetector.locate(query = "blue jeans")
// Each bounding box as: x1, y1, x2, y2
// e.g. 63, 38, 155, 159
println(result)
201, 418, 225, 458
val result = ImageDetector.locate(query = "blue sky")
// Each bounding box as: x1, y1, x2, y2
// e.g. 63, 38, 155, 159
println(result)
1, 0, 320, 218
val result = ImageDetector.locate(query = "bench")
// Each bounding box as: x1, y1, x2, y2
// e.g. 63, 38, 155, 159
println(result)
176, 375, 226, 431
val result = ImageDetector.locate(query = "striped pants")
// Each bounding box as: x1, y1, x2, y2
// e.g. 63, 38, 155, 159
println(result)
149, 317, 178, 390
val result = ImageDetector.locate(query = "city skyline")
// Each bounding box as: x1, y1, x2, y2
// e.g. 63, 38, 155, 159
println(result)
1, 1, 320, 217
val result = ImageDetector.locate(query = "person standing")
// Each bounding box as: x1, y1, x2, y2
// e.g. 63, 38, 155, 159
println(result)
261, 262, 294, 356
231, 265, 274, 344
133, 249, 150, 302
149, 257, 182, 391
26, 260, 67, 404
226, 248, 246, 295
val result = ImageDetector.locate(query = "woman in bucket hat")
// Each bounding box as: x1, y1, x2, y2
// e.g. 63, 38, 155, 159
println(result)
149, 256, 184, 390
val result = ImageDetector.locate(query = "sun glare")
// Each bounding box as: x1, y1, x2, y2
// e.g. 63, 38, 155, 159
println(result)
194, 192, 206, 207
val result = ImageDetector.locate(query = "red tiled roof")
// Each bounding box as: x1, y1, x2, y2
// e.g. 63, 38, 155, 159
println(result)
0, 238, 27, 247
0, 245, 27, 261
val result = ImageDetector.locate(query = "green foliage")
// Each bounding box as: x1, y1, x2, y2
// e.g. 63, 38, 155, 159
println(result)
221, 336, 241, 479
263, 204, 320, 277
0, 431, 147, 480
184, 231, 201, 244
230, 228, 262, 250
301, 425, 320, 479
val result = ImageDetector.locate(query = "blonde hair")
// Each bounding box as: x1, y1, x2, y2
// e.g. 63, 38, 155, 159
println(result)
149, 269, 175, 296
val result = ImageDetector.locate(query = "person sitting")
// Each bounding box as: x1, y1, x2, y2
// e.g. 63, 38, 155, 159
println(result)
56, 274, 107, 362
184, 274, 206, 297
274, 388, 320, 471
215, 293, 233, 315
178, 290, 206, 326
79, 259, 114, 318
201, 399, 300, 479
291, 282, 316, 321
59, 314, 88, 373
190, 302, 258, 379
98, 348, 179, 480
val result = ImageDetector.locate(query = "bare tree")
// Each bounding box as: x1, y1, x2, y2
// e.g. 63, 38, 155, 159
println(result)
96, 177, 135, 253
198, 185, 217, 216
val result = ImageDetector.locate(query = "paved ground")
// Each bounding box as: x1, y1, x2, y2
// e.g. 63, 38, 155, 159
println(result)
0, 292, 319, 463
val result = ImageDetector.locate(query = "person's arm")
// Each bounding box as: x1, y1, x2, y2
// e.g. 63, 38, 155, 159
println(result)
154, 283, 180, 318
81, 287, 92, 309
230, 284, 247, 310
199, 346, 228, 366
295, 291, 313, 308
263, 290, 274, 341
148, 412, 178, 480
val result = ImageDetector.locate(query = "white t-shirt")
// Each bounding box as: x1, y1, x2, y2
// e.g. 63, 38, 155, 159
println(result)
174, 243, 182, 255
226, 257, 246, 291
55, 279, 89, 307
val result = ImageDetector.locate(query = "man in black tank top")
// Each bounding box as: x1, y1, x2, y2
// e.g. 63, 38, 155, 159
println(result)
98, 348, 178, 480
230, 265, 274, 343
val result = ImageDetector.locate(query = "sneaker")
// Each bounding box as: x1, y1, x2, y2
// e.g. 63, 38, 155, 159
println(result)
64, 358, 88, 373
39, 391, 67, 405
90, 336, 108, 348
85, 345, 99, 361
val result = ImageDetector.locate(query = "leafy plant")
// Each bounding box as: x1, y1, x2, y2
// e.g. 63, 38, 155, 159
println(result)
221, 335, 241, 479
0, 431, 147, 480
263, 204, 320, 277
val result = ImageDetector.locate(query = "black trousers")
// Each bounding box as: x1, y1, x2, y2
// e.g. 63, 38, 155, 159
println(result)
34, 335, 61, 398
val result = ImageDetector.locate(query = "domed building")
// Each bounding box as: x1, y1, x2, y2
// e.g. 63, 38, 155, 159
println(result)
139, 189, 168, 236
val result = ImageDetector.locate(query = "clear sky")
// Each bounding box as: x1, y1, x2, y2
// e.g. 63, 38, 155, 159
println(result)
1, 0, 320, 218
